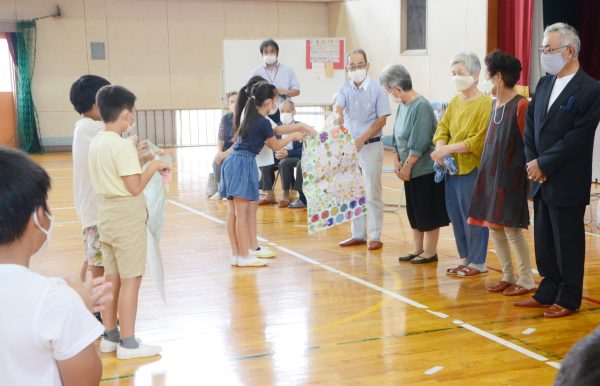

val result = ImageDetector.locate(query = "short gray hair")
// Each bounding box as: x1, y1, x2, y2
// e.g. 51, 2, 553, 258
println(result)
281, 99, 295, 112
451, 52, 481, 75
380, 64, 413, 91
544, 22, 581, 57
346, 48, 368, 65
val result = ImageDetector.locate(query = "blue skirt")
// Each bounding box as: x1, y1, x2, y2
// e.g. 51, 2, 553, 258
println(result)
218, 150, 259, 201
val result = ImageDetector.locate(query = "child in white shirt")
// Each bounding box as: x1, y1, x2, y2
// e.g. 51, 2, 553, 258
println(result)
0, 147, 108, 386
69, 75, 111, 283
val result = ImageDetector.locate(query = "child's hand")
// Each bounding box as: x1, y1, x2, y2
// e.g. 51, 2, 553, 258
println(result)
137, 139, 150, 154
127, 134, 139, 145
292, 132, 305, 142
299, 124, 317, 137
153, 160, 171, 175
64, 272, 113, 314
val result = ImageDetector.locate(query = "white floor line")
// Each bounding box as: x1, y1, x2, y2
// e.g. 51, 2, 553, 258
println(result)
169, 199, 554, 366
522, 328, 536, 335
275, 245, 429, 309
459, 323, 548, 362
426, 310, 449, 319
424, 366, 444, 375
546, 362, 561, 369
167, 199, 225, 225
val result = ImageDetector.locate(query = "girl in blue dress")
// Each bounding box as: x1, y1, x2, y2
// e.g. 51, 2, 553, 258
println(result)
220, 81, 304, 267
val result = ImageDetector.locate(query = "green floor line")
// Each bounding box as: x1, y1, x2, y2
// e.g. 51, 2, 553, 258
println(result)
234, 327, 453, 362
101, 374, 135, 383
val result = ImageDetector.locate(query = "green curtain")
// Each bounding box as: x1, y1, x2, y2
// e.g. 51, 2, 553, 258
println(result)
15, 21, 43, 153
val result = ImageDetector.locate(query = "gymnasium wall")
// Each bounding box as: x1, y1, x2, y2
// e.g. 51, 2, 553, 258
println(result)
328, 0, 488, 134
0, 0, 329, 146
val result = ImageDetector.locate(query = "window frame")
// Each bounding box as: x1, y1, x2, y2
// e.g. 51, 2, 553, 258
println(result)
401, 0, 428, 56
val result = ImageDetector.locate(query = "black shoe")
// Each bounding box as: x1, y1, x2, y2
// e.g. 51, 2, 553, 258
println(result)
398, 251, 423, 262
410, 254, 438, 264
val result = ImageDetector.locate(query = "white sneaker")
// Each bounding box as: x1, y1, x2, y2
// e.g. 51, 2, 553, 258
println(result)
100, 338, 119, 353
250, 246, 276, 259
100, 337, 143, 353
210, 192, 222, 201
117, 342, 162, 360
237, 255, 268, 267
230, 256, 238, 266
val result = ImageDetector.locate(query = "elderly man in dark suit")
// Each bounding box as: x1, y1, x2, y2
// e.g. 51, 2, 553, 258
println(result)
518, 23, 600, 318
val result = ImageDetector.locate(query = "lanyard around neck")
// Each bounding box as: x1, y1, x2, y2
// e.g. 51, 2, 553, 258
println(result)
264, 63, 280, 84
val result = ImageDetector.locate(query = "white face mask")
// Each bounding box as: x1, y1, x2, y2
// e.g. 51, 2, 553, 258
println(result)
452, 75, 475, 92
263, 55, 277, 65
348, 69, 367, 84
479, 77, 496, 95
541, 52, 567, 75
125, 112, 136, 134
126, 122, 136, 134
281, 112, 294, 125
32, 210, 53, 259
268, 100, 278, 116
390, 89, 403, 104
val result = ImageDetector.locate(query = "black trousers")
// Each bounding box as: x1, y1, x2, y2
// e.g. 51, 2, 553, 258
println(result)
533, 194, 586, 310
294, 162, 306, 204
279, 157, 300, 190
259, 162, 278, 191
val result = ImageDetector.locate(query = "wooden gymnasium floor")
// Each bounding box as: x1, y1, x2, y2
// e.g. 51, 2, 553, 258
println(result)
31, 147, 600, 386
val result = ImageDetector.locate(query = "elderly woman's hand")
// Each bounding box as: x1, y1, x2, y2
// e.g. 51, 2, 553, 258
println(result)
430, 145, 450, 163
399, 162, 412, 182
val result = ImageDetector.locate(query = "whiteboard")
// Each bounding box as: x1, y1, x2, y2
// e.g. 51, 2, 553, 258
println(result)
223, 38, 346, 106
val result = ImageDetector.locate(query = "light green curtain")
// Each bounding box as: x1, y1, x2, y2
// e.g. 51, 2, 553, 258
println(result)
15, 20, 43, 153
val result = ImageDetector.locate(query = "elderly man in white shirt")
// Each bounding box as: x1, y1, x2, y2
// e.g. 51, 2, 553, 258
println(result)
335, 48, 391, 250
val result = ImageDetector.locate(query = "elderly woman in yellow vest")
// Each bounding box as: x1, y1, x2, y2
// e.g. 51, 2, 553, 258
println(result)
431, 52, 492, 277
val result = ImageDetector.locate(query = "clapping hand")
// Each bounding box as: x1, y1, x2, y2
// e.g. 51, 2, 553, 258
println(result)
65, 272, 113, 314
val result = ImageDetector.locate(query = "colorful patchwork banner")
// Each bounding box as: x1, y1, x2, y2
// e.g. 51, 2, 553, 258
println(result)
301, 117, 367, 234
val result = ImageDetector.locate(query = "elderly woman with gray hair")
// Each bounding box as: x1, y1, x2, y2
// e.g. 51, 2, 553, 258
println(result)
431, 52, 492, 277
380, 64, 449, 264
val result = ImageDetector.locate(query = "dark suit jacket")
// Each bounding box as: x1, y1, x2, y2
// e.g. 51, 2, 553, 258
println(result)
524, 69, 600, 207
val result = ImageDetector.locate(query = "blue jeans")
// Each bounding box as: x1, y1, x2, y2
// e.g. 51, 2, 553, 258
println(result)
445, 169, 489, 265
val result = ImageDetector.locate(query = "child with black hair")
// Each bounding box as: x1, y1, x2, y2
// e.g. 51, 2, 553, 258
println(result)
0, 146, 110, 386
220, 82, 304, 267
89, 85, 170, 359
233, 76, 315, 260
69, 75, 111, 285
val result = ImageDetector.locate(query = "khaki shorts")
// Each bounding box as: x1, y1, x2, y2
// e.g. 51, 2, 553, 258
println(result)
97, 195, 148, 278
82, 225, 103, 266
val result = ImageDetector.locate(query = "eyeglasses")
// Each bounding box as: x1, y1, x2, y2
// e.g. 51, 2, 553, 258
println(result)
347, 63, 367, 71
538, 45, 568, 54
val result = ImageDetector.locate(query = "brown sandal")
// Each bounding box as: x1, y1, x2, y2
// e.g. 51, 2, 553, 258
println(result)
488, 281, 512, 293
446, 265, 466, 276
456, 267, 488, 277
503, 285, 536, 296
